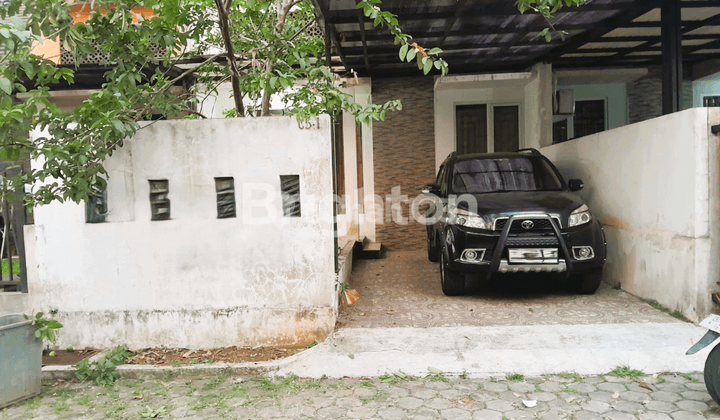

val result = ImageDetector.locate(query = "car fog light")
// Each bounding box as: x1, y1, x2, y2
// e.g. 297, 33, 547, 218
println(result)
572, 246, 595, 261
465, 250, 477, 260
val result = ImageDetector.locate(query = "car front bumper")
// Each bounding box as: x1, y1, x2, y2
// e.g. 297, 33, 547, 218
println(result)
443, 214, 606, 278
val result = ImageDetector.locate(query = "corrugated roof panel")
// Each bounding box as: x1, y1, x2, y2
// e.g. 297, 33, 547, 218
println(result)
683, 8, 720, 20
579, 41, 645, 49
603, 27, 662, 37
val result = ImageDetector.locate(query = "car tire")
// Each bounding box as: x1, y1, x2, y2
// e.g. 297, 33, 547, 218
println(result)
440, 251, 465, 296
427, 229, 439, 262
705, 344, 720, 405
568, 267, 603, 294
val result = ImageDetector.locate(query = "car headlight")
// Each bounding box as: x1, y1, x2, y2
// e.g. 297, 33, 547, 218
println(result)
568, 204, 592, 227
449, 207, 489, 230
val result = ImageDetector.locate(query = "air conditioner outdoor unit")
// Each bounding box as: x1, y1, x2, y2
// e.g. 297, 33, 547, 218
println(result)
554, 89, 575, 115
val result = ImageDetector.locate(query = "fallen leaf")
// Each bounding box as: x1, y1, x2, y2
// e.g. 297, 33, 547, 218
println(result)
652, 373, 659, 379
133, 396, 143, 400
612, 391, 620, 399
565, 396, 576, 403
523, 400, 538, 407
160, 382, 170, 388
513, 392, 522, 397
643, 399, 651, 405
360, 312, 366, 316
638, 383, 652, 391
182, 350, 193, 358
428, 367, 442, 374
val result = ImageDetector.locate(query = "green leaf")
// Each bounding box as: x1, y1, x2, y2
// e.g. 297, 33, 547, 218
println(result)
427, 47, 442, 55
406, 47, 416, 62
399, 44, 408, 61
0, 77, 11, 95
428, 366, 442, 374
423, 58, 433, 75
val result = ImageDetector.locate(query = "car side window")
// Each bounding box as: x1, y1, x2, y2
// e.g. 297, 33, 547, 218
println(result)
438, 165, 448, 197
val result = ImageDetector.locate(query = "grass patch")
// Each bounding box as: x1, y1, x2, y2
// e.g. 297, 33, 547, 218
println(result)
252, 375, 304, 397
607, 366, 644, 379
560, 387, 579, 394
477, 383, 485, 391
359, 388, 389, 404
555, 372, 583, 382
1, 258, 19, 275
105, 405, 127, 419
681, 373, 699, 383
507, 373, 525, 382
20, 396, 42, 410
651, 302, 686, 320
379, 372, 412, 385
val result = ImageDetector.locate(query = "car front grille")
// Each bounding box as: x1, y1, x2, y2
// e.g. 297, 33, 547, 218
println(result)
494, 217, 561, 232
505, 237, 560, 246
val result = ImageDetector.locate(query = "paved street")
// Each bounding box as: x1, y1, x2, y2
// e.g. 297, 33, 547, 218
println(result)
1, 370, 719, 419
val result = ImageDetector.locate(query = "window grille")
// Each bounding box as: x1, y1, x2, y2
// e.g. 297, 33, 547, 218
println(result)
85, 184, 107, 223
149, 180, 170, 221
704, 96, 720, 107
280, 175, 301, 217
215, 177, 236, 219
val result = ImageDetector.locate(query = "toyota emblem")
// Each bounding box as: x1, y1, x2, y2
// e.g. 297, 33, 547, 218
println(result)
521, 220, 534, 230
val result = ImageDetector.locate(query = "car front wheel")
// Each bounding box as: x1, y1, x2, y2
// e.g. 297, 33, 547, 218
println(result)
440, 251, 465, 296
568, 267, 603, 294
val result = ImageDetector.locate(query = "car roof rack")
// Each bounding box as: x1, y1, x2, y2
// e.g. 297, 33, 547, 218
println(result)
516, 148, 541, 155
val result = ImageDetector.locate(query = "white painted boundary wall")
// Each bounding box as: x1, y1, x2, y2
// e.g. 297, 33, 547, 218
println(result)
542, 108, 720, 321
23, 116, 337, 349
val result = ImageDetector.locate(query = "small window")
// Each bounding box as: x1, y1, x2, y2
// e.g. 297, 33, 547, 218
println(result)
573, 100, 605, 138
280, 175, 301, 217
85, 184, 107, 223
704, 96, 720, 107
215, 177, 236, 219
149, 179, 170, 221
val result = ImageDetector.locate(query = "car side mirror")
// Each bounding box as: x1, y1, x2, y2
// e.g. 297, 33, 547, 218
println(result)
422, 183, 441, 196
568, 179, 584, 192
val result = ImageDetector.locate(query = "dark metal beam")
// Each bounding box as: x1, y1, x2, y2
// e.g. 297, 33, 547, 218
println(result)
439, 0, 470, 48
354, 0, 371, 73
309, 0, 350, 72
662, 0, 682, 114
325, 1, 691, 25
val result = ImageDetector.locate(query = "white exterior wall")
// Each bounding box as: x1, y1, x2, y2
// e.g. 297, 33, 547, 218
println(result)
433, 64, 553, 170
541, 108, 720, 321
24, 117, 337, 349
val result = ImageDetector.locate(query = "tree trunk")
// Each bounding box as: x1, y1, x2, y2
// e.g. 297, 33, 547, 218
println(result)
214, 0, 245, 117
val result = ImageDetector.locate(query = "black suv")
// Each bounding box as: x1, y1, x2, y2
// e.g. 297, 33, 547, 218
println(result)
423, 149, 606, 296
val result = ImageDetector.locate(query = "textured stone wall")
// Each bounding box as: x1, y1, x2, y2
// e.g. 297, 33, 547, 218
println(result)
372, 77, 436, 250
628, 66, 693, 124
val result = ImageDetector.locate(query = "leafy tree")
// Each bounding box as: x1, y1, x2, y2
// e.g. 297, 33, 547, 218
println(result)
0, 0, 584, 206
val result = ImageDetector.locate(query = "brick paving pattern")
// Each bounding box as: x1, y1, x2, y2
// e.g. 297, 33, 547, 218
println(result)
339, 251, 682, 328
1, 371, 718, 419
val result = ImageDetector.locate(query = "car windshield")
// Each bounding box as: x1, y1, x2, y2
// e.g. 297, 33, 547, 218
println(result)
451, 157, 563, 194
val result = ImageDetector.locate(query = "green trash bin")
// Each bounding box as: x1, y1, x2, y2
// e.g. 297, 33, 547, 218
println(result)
0, 314, 42, 408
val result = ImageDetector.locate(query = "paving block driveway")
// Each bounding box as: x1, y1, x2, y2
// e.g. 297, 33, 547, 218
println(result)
1, 371, 719, 419
339, 251, 680, 329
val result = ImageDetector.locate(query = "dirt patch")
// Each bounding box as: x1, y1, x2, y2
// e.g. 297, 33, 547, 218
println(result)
128, 346, 305, 366
42, 348, 100, 366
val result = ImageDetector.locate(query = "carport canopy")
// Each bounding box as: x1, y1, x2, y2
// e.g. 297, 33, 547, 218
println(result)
311, 0, 720, 113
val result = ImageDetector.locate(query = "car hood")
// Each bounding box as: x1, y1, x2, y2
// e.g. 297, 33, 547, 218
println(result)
456, 190, 585, 220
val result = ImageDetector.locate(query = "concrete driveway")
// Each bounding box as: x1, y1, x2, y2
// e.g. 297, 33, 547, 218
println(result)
276, 250, 708, 378
338, 250, 679, 329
